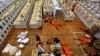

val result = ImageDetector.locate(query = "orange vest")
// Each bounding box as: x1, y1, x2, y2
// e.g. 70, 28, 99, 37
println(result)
79, 38, 91, 44
51, 21, 58, 27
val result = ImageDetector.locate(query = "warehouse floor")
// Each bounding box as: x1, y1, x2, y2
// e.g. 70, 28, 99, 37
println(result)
0, 13, 96, 56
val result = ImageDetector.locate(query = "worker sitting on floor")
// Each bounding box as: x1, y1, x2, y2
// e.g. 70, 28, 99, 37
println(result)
74, 37, 91, 46
49, 20, 62, 30
37, 42, 44, 56
38, 45, 45, 56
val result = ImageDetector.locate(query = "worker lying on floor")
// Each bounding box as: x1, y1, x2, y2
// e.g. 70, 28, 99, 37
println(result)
47, 38, 54, 44
74, 37, 91, 46
44, 13, 62, 30
49, 20, 62, 30
47, 37, 60, 44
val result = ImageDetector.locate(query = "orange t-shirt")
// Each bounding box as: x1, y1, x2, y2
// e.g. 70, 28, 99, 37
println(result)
51, 21, 58, 26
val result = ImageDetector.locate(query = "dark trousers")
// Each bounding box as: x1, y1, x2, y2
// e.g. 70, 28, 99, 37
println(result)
36, 34, 40, 41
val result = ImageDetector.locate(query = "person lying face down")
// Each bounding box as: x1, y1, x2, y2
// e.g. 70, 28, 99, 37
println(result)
47, 37, 60, 44
78, 38, 91, 45
74, 35, 91, 46
49, 20, 62, 30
